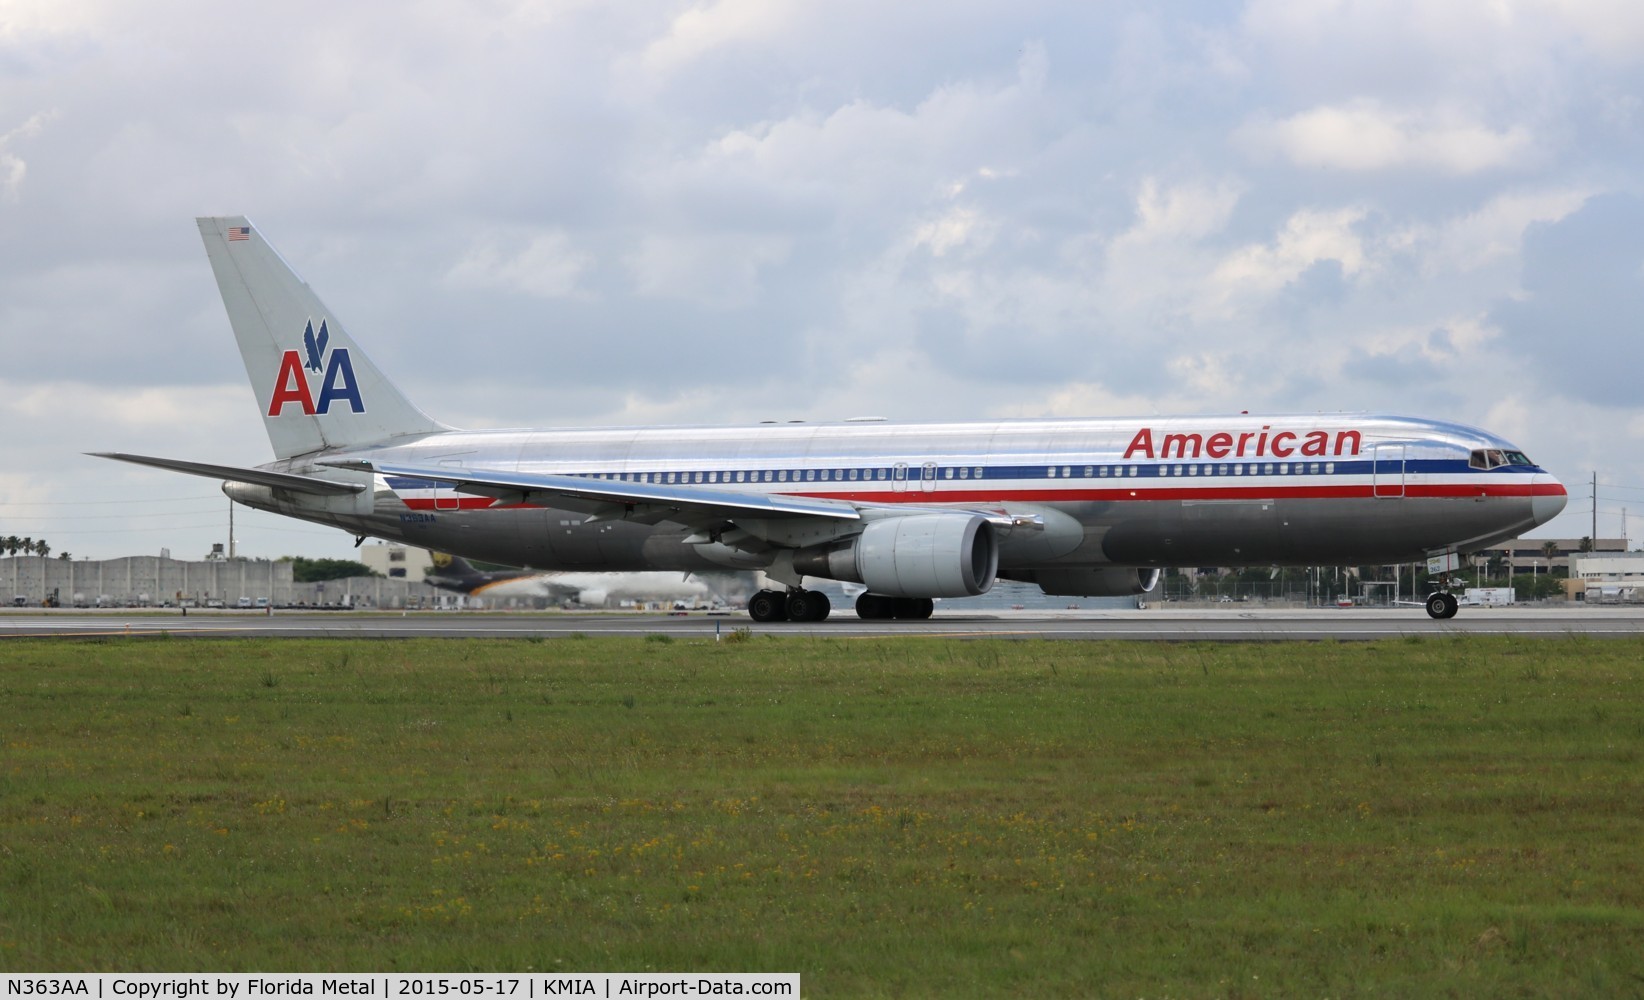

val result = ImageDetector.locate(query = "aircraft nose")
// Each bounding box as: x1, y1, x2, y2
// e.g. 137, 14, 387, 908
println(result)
1531, 475, 1568, 527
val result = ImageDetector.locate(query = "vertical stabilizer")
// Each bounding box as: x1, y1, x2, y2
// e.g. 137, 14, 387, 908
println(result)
198, 216, 449, 459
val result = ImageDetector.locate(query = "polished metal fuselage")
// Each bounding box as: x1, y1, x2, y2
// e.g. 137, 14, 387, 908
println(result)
232, 413, 1568, 576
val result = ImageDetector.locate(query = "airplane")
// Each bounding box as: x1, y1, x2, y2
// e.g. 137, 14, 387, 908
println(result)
93, 217, 1569, 623
421, 551, 749, 608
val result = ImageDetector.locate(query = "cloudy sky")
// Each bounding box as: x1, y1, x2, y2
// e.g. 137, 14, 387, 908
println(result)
2, 0, 1641, 563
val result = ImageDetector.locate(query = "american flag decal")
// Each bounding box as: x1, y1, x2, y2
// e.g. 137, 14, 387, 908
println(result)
227, 226, 251, 241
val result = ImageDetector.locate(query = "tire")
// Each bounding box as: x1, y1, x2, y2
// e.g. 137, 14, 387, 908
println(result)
1441, 592, 1459, 619
894, 597, 935, 620
856, 593, 892, 620
1425, 592, 1449, 620
748, 590, 789, 622
788, 589, 831, 622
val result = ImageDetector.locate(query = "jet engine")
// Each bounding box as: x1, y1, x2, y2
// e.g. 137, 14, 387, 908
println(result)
792, 513, 998, 598
1014, 566, 1161, 597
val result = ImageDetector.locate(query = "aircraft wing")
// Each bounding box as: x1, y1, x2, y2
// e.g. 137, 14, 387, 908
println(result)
347, 461, 863, 524
91, 452, 366, 496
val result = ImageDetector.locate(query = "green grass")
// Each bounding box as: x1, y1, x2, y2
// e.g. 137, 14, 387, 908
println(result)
1, 636, 1641, 996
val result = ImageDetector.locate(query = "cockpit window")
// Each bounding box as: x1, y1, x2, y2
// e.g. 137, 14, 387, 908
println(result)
1470, 448, 1536, 470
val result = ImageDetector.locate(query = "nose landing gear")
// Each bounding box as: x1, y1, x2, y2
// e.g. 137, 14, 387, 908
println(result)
1424, 590, 1459, 620
1423, 554, 1465, 620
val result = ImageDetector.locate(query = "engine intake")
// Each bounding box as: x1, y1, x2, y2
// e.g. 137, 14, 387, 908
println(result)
793, 513, 998, 598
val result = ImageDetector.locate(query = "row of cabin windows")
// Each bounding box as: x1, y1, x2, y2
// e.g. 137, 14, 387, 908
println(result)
1049, 462, 1335, 478
580, 468, 900, 485
573, 462, 1339, 485
1154, 462, 1337, 478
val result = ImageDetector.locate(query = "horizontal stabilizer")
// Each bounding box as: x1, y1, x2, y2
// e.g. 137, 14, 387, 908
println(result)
89, 452, 366, 496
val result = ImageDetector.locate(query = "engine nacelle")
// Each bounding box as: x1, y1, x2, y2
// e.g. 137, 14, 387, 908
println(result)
792, 513, 998, 598
1018, 566, 1161, 597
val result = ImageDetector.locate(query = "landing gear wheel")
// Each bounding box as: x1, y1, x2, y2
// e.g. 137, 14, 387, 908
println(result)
1425, 592, 1459, 620
856, 593, 894, 620
787, 589, 831, 622
748, 589, 790, 623
894, 597, 935, 620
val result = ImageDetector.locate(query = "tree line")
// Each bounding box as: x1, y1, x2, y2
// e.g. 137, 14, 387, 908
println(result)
2, 536, 66, 559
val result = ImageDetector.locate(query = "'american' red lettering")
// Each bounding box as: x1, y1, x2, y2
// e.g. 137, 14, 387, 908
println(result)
1123, 426, 1362, 460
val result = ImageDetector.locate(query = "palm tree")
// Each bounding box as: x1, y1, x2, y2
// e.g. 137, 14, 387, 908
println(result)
2, 536, 17, 557
33, 540, 50, 558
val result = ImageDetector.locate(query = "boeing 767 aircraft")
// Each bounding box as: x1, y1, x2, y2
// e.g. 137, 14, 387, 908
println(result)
95, 217, 1568, 622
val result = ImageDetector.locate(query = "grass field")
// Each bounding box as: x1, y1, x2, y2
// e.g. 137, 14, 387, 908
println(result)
1, 634, 1641, 996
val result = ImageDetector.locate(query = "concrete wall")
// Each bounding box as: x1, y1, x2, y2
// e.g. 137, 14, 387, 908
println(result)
2, 556, 446, 609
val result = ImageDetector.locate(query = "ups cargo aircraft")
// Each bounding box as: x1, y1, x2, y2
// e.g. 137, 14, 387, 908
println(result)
422, 552, 752, 609
95, 218, 1568, 622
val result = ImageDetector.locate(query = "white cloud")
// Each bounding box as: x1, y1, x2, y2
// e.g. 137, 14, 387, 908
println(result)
1524, 0, 1644, 63
625, 232, 791, 307
1416, 187, 1592, 274
1210, 206, 1369, 302
445, 230, 593, 299
0, 0, 114, 41
1240, 102, 1535, 174
912, 206, 990, 258
637, 0, 801, 78
0, 110, 55, 199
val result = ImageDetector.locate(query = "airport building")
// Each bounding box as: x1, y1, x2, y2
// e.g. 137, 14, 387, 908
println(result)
1479, 537, 1627, 574
2, 555, 445, 609
1564, 552, 1644, 603
360, 542, 433, 582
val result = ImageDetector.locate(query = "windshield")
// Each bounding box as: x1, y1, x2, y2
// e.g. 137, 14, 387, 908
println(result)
1469, 448, 1535, 470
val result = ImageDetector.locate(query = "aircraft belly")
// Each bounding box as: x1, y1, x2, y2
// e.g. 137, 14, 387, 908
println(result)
1098, 497, 1544, 567
355, 494, 661, 571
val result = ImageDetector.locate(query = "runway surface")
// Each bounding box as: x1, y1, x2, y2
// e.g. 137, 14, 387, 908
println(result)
2, 605, 1641, 641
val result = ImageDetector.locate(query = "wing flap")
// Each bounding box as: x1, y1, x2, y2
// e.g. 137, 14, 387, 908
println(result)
344, 461, 862, 523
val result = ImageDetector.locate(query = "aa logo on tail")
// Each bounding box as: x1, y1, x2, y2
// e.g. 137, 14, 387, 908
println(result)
267, 320, 365, 416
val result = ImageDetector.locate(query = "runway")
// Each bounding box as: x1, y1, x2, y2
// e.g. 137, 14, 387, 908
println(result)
2, 605, 1640, 641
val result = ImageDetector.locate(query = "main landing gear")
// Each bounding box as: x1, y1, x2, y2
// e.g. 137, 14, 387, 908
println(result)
744, 589, 937, 622
747, 588, 832, 623
854, 593, 934, 621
